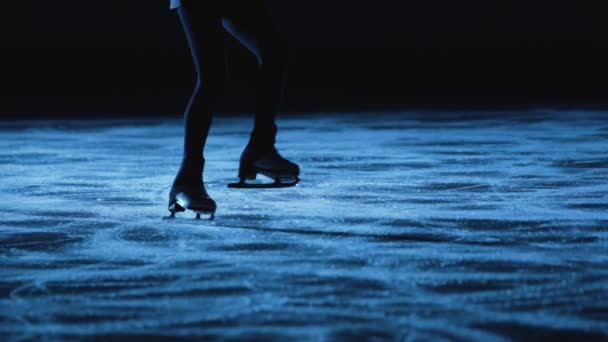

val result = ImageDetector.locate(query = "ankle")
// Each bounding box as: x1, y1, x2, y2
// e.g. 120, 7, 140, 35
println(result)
175, 158, 204, 184
249, 127, 277, 148
181, 156, 205, 167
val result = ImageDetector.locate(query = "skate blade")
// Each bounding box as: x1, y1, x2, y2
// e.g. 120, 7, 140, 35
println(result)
163, 210, 215, 221
228, 174, 299, 189
163, 201, 215, 221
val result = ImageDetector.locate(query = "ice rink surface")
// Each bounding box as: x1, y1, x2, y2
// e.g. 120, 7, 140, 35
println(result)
1, 111, 607, 340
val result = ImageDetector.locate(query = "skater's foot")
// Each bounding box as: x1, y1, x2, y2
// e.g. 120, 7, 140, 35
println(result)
229, 143, 300, 188
167, 159, 216, 220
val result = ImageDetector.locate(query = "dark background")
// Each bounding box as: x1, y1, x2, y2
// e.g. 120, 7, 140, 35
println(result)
0, 0, 606, 117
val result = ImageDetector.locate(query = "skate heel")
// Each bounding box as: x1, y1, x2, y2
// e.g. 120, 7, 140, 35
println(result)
227, 163, 259, 188
238, 163, 258, 181
228, 145, 300, 189
164, 193, 215, 221
169, 200, 186, 213
164, 200, 185, 220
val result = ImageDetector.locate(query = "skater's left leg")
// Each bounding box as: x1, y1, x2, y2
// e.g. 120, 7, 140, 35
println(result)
222, 0, 287, 148
222, 3, 299, 187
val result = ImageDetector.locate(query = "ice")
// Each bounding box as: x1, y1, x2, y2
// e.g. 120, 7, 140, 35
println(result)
0, 111, 607, 340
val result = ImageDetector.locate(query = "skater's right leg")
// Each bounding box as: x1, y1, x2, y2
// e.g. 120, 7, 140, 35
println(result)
169, 5, 226, 217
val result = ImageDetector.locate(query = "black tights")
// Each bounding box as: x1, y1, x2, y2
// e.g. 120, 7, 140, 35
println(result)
176, 1, 287, 167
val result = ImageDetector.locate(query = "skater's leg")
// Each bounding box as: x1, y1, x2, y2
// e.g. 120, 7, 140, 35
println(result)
168, 5, 224, 216
220, 1, 299, 188
222, 1, 287, 148
176, 5, 226, 172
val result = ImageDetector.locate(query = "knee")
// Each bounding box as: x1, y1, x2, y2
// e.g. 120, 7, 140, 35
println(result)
194, 69, 226, 95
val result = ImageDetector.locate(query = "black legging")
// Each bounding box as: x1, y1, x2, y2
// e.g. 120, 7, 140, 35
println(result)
176, 1, 287, 165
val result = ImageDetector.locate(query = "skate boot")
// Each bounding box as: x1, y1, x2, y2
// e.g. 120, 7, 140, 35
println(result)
165, 159, 216, 220
228, 143, 300, 188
